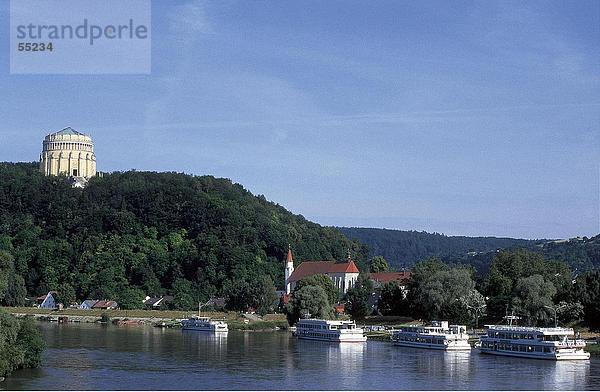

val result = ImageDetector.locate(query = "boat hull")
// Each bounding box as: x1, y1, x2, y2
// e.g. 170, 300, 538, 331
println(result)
479, 348, 590, 360
393, 341, 471, 351
182, 326, 228, 332
297, 335, 367, 343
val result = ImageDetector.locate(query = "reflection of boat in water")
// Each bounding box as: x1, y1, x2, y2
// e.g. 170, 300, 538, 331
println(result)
181, 316, 228, 332
294, 319, 366, 342
479, 316, 589, 360
392, 321, 471, 351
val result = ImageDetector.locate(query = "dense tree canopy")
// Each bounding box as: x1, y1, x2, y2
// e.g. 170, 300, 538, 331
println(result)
345, 274, 374, 320
483, 250, 571, 320
369, 256, 389, 273
0, 311, 44, 379
294, 274, 339, 306
0, 163, 368, 309
286, 285, 332, 324
407, 259, 479, 324
377, 281, 408, 316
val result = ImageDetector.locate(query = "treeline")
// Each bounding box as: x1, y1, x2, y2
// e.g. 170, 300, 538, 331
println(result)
339, 227, 600, 273
377, 249, 600, 329
0, 162, 368, 310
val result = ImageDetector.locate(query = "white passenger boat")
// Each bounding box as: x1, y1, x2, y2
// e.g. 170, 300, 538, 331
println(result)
479, 316, 589, 360
181, 316, 228, 332
391, 321, 471, 350
294, 319, 367, 342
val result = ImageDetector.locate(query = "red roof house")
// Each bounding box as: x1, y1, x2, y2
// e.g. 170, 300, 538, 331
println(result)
369, 271, 412, 286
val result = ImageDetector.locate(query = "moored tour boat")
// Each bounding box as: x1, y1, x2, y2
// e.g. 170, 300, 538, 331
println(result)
181, 316, 229, 332
479, 316, 589, 360
391, 321, 471, 351
294, 319, 367, 342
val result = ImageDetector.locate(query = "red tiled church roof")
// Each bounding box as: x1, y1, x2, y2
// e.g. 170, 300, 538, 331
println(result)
288, 260, 360, 282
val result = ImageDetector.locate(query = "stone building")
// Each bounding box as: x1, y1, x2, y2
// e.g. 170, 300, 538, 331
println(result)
39, 127, 97, 179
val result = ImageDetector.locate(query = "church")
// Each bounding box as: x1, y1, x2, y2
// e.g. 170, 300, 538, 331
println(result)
284, 247, 360, 294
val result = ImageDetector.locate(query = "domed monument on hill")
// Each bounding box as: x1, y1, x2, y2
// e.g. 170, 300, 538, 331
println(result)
39, 127, 97, 181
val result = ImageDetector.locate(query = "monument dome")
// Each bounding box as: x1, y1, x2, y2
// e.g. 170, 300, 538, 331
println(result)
39, 127, 97, 179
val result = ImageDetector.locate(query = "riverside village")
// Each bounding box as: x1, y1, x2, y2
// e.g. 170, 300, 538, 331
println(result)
1, 127, 597, 371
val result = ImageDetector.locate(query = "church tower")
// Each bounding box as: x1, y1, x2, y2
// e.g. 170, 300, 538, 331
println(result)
284, 245, 294, 294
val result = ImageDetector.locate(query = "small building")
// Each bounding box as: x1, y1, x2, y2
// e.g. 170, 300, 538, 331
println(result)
369, 271, 412, 289
37, 292, 57, 309
79, 300, 99, 310
92, 300, 118, 310
143, 296, 175, 310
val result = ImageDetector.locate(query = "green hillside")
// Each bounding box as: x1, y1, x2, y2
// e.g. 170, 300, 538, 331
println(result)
0, 162, 367, 308
339, 227, 600, 273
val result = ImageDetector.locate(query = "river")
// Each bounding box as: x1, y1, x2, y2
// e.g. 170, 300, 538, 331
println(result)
2, 323, 599, 390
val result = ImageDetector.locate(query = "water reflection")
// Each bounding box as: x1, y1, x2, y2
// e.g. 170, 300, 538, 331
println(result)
327, 343, 365, 390
3, 323, 599, 391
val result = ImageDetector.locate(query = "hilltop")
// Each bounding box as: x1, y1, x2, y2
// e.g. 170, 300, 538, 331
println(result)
0, 162, 367, 308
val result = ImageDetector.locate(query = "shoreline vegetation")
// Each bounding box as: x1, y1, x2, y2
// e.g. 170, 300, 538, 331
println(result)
0, 310, 44, 381
1, 306, 289, 331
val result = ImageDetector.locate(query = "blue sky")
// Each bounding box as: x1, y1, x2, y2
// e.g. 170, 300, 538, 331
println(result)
0, 0, 598, 239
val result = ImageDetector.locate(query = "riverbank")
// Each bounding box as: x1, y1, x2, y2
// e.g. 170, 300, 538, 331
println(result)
0, 306, 288, 331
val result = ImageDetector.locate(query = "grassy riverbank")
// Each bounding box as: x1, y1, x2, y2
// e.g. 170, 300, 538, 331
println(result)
0, 306, 288, 331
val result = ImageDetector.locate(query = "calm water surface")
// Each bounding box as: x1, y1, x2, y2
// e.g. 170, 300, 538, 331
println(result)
2, 323, 599, 390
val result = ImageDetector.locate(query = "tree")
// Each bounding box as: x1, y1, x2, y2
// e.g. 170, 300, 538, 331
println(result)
0, 310, 44, 379
117, 287, 146, 310
254, 276, 278, 316
483, 250, 572, 320
15, 317, 45, 369
295, 274, 338, 306
407, 259, 478, 323
224, 276, 277, 315
512, 274, 556, 326
574, 271, 600, 329
3, 275, 27, 307
556, 301, 584, 324
0, 250, 15, 299
172, 278, 197, 310
377, 281, 408, 316
459, 289, 487, 328
369, 256, 389, 273
286, 285, 332, 325
345, 274, 373, 320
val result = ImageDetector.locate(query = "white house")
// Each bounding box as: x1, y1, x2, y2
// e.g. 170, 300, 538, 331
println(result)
37, 292, 57, 309
79, 300, 99, 310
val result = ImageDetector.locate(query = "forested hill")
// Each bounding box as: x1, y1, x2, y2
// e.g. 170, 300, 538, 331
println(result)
338, 227, 539, 267
0, 162, 367, 307
338, 227, 600, 273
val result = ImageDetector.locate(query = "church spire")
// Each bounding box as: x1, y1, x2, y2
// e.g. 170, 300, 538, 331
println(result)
286, 244, 293, 263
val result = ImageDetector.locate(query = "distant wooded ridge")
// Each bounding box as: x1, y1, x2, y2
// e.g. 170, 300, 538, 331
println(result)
338, 227, 600, 273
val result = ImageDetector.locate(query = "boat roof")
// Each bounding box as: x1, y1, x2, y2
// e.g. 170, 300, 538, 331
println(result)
298, 319, 356, 325
485, 325, 575, 335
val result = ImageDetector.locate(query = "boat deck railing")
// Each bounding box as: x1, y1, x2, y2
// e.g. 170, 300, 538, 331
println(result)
487, 325, 574, 334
